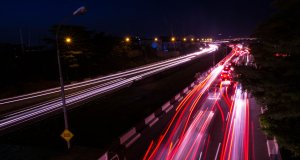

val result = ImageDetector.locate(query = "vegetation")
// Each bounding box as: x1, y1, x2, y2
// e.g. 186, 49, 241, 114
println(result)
234, 0, 300, 158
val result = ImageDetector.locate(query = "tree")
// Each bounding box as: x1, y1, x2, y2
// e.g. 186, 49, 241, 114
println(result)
236, 0, 300, 157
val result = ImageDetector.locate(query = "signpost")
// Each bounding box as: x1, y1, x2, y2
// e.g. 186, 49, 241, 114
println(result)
61, 129, 74, 145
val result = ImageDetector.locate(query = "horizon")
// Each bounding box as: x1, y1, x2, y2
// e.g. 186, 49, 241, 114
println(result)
0, 0, 273, 44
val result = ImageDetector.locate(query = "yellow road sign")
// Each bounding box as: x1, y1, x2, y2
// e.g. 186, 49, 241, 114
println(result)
61, 129, 74, 142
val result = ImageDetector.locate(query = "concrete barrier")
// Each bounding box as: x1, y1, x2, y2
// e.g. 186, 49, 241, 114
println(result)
144, 113, 155, 125
125, 133, 141, 148
98, 152, 108, 160
174, 93, 181, 101
183, 87, 189, 94
161, 101, 171, 111
190, 82, 195, 88
120, 128, 136, 145
164, 105, 174, 113
149, 118, 159, 127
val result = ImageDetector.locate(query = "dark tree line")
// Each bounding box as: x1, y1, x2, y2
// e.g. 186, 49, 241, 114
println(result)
234, 0, 300, 158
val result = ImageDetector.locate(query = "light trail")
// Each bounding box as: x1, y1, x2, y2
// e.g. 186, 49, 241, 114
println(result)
0, 45, 217, 105
143, 51, 237, 160
0, 45, 219, 132
143, 46, 247, 160
220, 86, 250, 160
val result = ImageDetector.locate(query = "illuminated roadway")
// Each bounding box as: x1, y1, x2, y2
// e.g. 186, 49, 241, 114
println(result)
0, 45, 218, 132
139, 46, 269, 160
142, 50, 236, 160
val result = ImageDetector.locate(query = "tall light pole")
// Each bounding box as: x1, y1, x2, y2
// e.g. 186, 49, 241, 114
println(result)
56, 6, 87, 150
213, 50, 215, 66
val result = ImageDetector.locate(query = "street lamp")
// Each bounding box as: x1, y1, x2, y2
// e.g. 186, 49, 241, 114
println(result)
154, 37, 158, 42
171, 37, 176, 42
56, 6, 87, 150
125, 37, 130, 43
65, 37, 72, 44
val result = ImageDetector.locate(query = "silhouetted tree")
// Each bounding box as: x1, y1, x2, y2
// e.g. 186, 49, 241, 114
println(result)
236, 0, 300, 157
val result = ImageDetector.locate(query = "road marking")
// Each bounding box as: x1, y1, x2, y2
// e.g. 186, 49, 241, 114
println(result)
226, 112, 229, 121
214, 142, 221, 160
199, 151, 202, 160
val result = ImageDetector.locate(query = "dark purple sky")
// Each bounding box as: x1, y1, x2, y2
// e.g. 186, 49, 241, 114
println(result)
0, 0, 273, 44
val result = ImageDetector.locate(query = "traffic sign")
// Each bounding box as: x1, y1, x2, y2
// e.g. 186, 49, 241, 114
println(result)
61, 129, 74, 142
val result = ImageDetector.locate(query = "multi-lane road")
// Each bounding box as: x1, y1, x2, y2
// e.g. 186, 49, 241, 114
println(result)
0, 45, 218, 132
141, 48, 235, 160
0, 44, 272, 160
125, 46, 270, 160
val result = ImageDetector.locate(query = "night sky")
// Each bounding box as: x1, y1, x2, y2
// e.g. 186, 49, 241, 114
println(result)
0, 0, 273, 44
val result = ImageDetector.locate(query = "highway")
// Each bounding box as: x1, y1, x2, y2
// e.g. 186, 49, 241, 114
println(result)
130, 45, 270, 160
0, 45, 218, 132
0, 44, 271, 160
220, 85, 250, 160
0, 45, 218, 107
142, 49, 235, 160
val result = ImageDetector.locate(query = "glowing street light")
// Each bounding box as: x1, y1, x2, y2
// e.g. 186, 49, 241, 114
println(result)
154, 37, 158, 42
183, 38, 187, 42
65, 37, 72, 44
171, 37, 176, 42
191, 38, 194, 42
125, 37, 130, 43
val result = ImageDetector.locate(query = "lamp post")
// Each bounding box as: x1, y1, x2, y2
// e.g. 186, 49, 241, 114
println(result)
56, 6, 87, 150
213, 51, 215, 66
